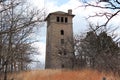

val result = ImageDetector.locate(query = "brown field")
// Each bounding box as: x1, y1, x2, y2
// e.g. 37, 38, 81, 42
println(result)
3, 69, 120, 80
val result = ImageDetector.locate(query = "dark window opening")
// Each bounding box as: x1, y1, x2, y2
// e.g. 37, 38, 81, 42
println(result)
65, 17, 68, 23
61, 39, 64, 44
58, 51, 62, 55
64, 51, 67, 55
61, 30, 64, 35
57, 17, 60, 22
61, 17, 64, 22
61, 64, 64, 68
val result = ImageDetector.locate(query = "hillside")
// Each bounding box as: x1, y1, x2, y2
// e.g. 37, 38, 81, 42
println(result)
6, 69, 119, 80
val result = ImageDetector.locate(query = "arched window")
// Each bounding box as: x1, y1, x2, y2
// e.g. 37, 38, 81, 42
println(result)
61, 17, 64, 22
57, 17, 60, 22
65, 17, 68, 23
61, 30, 64, 35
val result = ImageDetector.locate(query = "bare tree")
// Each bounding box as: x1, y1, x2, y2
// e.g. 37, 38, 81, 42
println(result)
0, 0, 45, 80
80, 0, 120, 31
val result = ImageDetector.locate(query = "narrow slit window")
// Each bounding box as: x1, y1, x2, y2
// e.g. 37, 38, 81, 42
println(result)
65, 17, 68, 23
61, 64, 64, 68
57, 17, 60, 22
61, 30, 64, 35
61, 17, 64, 22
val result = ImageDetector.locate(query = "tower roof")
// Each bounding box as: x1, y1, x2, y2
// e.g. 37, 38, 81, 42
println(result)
51, 11, 67, 14
45, 10, 75, 21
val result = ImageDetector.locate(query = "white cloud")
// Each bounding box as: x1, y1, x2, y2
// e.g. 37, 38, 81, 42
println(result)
28, 0, 45, 8
32, 42, 46, 63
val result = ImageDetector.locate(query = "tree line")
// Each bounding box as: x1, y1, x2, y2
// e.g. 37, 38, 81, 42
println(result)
74, 30, 120, 73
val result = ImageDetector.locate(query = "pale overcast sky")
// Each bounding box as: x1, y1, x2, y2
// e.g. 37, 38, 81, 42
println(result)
29, 0, 120, 69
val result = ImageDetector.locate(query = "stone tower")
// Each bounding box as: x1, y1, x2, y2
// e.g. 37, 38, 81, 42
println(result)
45, 9, 75, 69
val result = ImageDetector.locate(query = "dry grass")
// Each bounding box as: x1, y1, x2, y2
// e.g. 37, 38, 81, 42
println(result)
6, 69, 120, 80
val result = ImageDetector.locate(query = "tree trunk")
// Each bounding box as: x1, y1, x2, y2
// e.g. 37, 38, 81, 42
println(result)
4, 62, 8, 80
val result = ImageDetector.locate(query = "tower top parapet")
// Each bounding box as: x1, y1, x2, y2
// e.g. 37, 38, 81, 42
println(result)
45, 9, 75, 21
